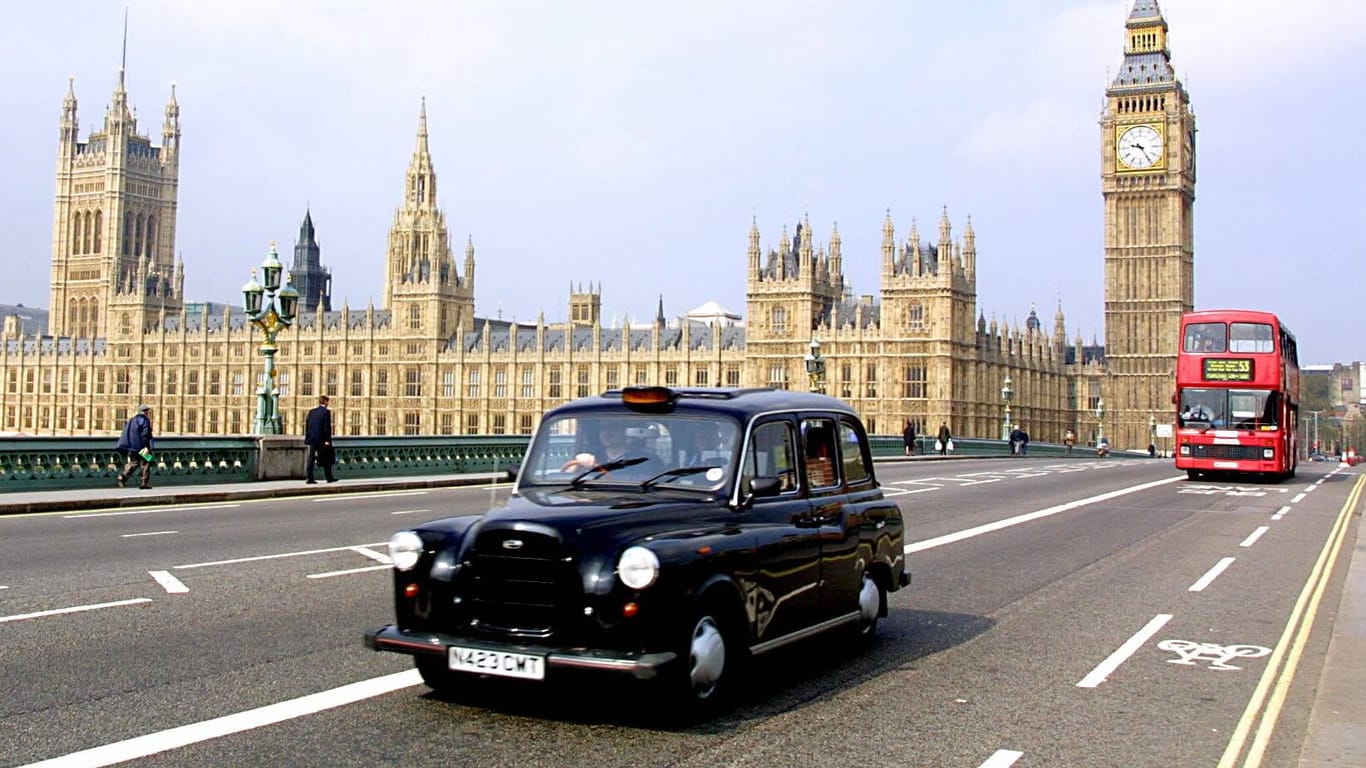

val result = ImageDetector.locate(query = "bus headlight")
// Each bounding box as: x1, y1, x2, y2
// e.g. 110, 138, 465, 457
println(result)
389, 531, 424, 571
1263, 448, 1274, 459
618, 546, 660, 590
1179, 444, 1190, 456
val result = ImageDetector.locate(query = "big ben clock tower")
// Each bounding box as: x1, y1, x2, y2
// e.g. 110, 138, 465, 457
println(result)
1101, 0, 1195, 450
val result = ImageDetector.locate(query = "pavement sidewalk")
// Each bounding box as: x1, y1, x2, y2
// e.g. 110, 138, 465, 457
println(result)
0, 467, 1359, 764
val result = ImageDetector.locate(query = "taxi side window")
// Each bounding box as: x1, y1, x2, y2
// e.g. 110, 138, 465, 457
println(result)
741, 421, 798, 493
838, 420, 872, 485
801, 418, 840, 489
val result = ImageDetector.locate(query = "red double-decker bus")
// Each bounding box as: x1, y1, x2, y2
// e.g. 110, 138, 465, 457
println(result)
1174, 310, 1300, 480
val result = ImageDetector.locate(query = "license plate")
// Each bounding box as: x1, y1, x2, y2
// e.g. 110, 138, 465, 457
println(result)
448, 645, 546, 680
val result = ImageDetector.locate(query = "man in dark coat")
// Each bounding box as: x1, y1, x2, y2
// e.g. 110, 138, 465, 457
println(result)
304, 395, 337, 484
116, 404, 155, 489
902, 420, 917, 456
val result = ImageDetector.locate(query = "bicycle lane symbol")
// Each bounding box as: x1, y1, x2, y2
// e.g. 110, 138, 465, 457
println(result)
1157, 639, 1272, 670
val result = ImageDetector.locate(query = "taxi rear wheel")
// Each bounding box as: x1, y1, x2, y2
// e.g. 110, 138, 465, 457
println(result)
853, 571, 884, 640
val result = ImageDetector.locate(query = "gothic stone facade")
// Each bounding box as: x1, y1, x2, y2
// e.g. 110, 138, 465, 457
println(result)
5, 3, 1194, 447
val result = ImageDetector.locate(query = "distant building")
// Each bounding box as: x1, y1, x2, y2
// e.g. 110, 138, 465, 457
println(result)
3, 2, 1184, 447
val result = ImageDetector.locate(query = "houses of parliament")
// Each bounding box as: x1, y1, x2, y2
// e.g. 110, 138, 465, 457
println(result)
0, 1, 1191, 450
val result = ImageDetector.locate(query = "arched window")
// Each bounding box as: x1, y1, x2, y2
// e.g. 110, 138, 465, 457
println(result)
82, 211, 92, 253
94, 210, 103, 253
124, 212, 133, 255
771, 306, 788, 333
145, 216, 155, 258
134, 214, 144, 258
71, 216, 81, 255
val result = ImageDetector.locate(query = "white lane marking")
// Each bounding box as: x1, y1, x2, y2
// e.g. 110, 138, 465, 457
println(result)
905, 476, 1185, 554
15, 670, 423, 768
1272, 505, 1290, 520
311, 491, 428, 503
149, 570, 189, 594
1189, 557, 1236, 592
979, 750, 1024, 768
1304, 485, 1317, 493
1291, 493, 1307, 503
306, 565, 391, 579
1240, 527, 1270, 548
351, 546, 392, 564
65, 504, 240, 519
390, 508, 432, 515
121, 530, 178, 538
0, 585, 9, 590
1076, 613, 1173, 688
174, 542, 388, 570
0, 598, 152, 624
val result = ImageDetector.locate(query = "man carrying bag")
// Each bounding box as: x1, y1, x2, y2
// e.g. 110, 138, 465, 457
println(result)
116, 404, 155, 489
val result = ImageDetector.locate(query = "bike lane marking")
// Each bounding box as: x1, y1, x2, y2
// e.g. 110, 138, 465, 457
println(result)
978, 749, 1023, 767
1189, 557, 1236, 592
1239, 527, 1269, 548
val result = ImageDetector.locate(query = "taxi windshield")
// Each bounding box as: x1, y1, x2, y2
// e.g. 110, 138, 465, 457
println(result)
520, 413, 740, 490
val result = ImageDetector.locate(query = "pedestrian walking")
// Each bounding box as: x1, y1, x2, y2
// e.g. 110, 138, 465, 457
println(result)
1009, 426, 1023, 455
304, 395, 337, 484
1018, 424, 1030, 455
1064, 429, 1076, 456
903, 420, 917, 456
115, 404, 155, 489
936, 421, 952, 455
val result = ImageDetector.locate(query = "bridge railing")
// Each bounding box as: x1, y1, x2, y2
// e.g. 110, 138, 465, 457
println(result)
0, 433, 1144, 493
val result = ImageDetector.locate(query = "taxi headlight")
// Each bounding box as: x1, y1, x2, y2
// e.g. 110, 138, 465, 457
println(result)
389, 531, 424, 571
618, 546, 660, 590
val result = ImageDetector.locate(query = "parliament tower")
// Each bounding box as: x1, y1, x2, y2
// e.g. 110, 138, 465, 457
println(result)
49, 68, 183, 340
1101, 0, 1196, 449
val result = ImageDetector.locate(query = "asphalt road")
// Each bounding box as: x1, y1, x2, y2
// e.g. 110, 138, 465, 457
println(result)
0, 459, 1357, 768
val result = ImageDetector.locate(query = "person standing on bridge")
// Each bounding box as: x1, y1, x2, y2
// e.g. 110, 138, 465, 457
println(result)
903, 420, 917, 456
304, 395, 337, 484
115, 404, 155, 489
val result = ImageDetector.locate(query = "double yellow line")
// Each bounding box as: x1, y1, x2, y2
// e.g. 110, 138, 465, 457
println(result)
1217, 473, 1364, 767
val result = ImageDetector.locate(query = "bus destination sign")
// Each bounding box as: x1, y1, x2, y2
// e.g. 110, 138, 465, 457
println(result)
1204, 358, 1254, 382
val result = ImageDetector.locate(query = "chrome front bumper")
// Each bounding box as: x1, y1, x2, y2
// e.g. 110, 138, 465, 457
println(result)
364, 624, 677, 681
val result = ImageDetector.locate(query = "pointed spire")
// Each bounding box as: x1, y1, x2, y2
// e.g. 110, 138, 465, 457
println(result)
656, 295, 666, 326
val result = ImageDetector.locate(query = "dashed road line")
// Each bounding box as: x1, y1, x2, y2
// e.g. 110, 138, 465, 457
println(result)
1271, 505, 1290, 520
0, 598, 152, 624
1190, 557, 1236, 592
149, 570, 189, 594
1290, 493, 1307, 503
390, 508, 432, 515
121, 530, 178, 538
979, 750, 1024, 767
1076, 613, 1173, 688
1240, 527, 1269, 548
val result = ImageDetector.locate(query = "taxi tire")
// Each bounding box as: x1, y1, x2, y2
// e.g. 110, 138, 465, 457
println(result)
415, 654, 462, 695
852, 571, 885, 642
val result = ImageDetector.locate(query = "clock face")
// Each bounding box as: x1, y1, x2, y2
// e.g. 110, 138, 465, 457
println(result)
1118, 125, 1164, 170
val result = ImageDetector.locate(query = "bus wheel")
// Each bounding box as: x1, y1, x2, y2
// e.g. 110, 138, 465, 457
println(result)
1186, 469, 1201, 481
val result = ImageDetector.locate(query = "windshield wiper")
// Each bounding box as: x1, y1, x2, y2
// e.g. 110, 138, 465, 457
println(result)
569, 456, 649, 487
640, 465, 721, 489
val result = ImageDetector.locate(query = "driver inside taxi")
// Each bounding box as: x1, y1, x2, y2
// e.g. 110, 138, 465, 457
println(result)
561, 422, 634, 473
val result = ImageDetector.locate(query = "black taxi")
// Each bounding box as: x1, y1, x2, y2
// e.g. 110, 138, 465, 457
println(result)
364, 386, 909, 712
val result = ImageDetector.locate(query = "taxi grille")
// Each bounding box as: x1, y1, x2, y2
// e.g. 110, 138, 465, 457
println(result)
467, 526, 574, 638
1189, 444, 1263, 460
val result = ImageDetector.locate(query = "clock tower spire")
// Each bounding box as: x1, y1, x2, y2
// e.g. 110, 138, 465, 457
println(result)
1101, 0, 1196, 450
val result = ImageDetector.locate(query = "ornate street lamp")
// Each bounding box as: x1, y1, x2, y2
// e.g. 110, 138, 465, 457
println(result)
242, 242, 299, 434
803, 336, 826, 394
1000, 374, 1014, 440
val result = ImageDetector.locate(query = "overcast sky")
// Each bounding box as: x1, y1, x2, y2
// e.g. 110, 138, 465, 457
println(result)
4, 1, 1363, 362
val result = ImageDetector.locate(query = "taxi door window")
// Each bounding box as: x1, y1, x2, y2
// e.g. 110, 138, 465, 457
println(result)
838, 419, 871, 485
801, 418, 840, 489
741, 420, 798, 493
